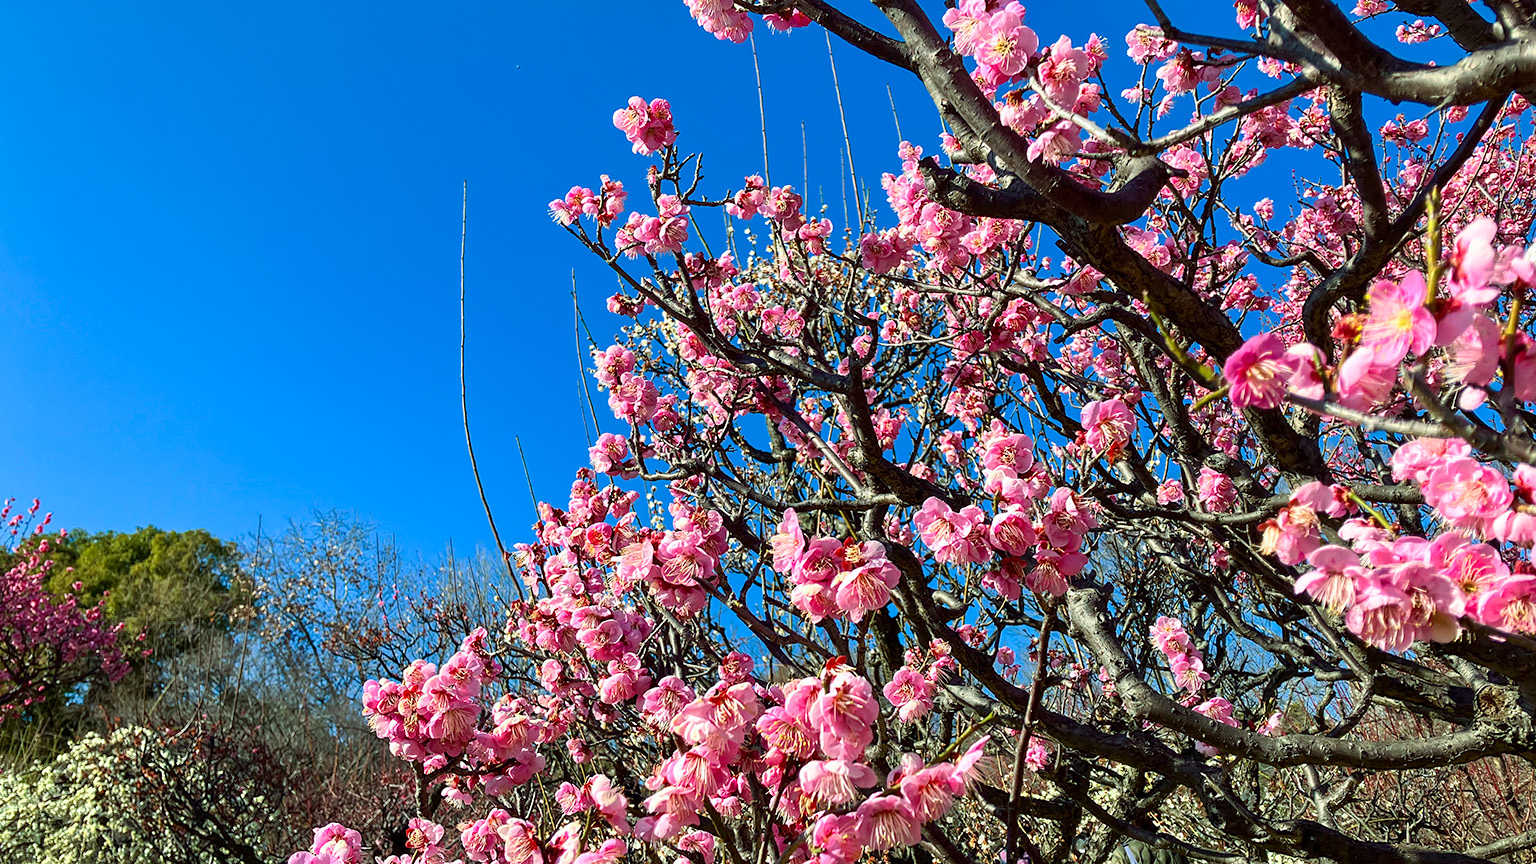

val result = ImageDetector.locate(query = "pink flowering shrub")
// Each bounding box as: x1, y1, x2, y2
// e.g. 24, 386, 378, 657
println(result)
0, 499, 128, 719
298, 3, 1536, 863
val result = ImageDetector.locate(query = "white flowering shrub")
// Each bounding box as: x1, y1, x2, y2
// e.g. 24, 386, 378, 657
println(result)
0, 729, 158, 864
0, 722, 295, 864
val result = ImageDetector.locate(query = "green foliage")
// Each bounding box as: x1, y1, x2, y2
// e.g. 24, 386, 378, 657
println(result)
68, 526, 248, 649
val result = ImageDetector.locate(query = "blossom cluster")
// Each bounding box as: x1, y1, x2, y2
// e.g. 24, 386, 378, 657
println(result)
913, 467, 1097, 602
882, 641, 954, 724
361, 628, 554, 800
1279, 461, 1536, 651
1225, 218, 1533, 413
1148, 617, 1236, 755
496, 470, 1006, 863
940, 2, 1109, 163
1294, 507, 1534, 651
768, 508, 901, 623
643, 655, 989, 862
293, 445, 1009, 864
611, 97, 677, 156
1211, 217, 1536, 649
682, 1, 808, 43
549, 176, 625, 228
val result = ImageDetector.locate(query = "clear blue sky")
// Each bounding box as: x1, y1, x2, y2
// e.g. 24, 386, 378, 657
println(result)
0, 0, 1210, 557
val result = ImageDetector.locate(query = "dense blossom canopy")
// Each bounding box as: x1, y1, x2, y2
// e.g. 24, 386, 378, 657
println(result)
297, 2, 1536, 864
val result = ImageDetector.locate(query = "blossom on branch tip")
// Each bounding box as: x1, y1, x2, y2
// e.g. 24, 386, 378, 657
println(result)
612, 96, 678, 155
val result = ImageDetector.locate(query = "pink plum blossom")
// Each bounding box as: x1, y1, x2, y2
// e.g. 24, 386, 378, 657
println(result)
1422, 457, 1513, 530
1196, 467, 1238, 513
914, 498, 991, 565
973, 5, 1038, 77
883, 667, 936, 723
1360, 271, 1436, 363
1294, 545, 1364, 611
1224, 332, 1300, 409
1079, 398, 1134, 460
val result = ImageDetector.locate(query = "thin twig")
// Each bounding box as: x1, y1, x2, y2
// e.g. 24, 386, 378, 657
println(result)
1005, 605, 1057, 864
572, 273, 598, 447
826, 29, 864, 229
515, 435, 539, 519
459, 181, 516, 586
750, 32, 772, 186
